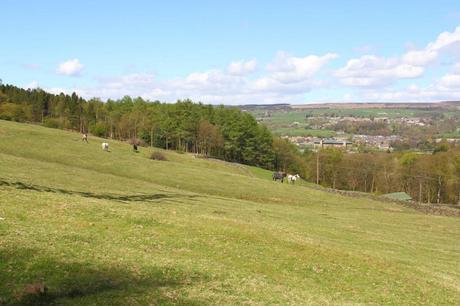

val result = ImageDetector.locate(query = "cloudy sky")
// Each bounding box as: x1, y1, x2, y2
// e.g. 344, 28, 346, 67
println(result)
2, 0, 460, 104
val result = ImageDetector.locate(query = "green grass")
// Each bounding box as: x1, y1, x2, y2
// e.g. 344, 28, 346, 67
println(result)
438, 131, 460, 138
255, 110, 338, 137
310, 108, 420, 118
0, 120, 459, 305
273, 127, 337, 138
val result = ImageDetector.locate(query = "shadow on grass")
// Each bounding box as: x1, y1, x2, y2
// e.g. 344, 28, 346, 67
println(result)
0, 179, 199, 203
0, 247, 207, 305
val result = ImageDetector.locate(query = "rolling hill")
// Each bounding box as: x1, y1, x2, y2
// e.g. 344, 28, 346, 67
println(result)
0, 120, 459, 305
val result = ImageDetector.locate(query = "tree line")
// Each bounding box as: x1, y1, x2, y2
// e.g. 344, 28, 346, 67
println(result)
271, 144, 460, 204
0, 84, 275, 168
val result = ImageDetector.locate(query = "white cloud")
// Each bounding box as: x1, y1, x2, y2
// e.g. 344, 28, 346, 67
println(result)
336, 27, 460, 88
452, 62, 460, 73
355, 85, 460, 102
401, 50, 438, 66
401, 27, 460, 66
26, 80, 39, 89
428, 26, 460, 51
437, 62, 460, 89
335, 55, 424, 87
46, 87, 70, 95
342, 93, 354, 101
340, 29, 460, 102
76, 73, 166, 99
61, 53, 334, 104
57, 59, 84, 76
348, 62, 460, 102
267, 52, 338, 83
240, 52, 338, 98
227, 59, 257, 76
43, 27, 460, 104
439, 73, 460, 88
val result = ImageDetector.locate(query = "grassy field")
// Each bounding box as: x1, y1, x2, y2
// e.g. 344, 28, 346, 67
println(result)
439, 131, 460, 138
272, 127, 336, 138
0, 120, 459, 305
255, 110, 338, 137
302, 108, 432, 118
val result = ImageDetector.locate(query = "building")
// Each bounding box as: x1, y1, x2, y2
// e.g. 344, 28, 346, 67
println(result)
313, 139, 352, 149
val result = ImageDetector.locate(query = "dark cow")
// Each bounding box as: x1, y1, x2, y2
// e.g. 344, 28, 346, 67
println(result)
272, 171, 286, 183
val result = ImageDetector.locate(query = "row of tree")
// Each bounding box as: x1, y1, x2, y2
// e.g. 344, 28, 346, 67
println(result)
311, 149, 460, 204
0, 84, 275, 168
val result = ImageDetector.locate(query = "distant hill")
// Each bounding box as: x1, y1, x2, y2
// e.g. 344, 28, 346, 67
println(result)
290, 101, 460, 110
238, 101, 460, 110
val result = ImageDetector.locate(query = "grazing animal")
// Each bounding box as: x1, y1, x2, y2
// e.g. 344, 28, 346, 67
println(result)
287, 174, 300, 184
102, 142, 109, 151
133, 143, 138, 152
272, 171, 286, 183
82, 133, 88, 143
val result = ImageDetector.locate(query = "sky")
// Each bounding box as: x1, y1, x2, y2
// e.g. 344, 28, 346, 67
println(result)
2, 0, 460, 104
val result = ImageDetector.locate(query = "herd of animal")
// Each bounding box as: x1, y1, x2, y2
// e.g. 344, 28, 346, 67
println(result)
272, 172, 300, 184
84, 133, 302, 184
83, 133, 138, 152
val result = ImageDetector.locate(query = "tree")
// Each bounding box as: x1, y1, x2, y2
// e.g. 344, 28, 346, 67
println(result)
197, 120, 223, 157
400, 152, 418, 194
454, 155, 460, 204
320, 148, 343, 189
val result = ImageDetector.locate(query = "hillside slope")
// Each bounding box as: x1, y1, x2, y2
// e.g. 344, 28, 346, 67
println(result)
0, 120, 459, 305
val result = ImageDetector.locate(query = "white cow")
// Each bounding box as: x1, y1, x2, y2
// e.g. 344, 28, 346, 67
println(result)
287, 174, 300, 184
102, 142, 109, 151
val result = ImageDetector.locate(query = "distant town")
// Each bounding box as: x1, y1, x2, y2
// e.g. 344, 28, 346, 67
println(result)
245, 101, 460, 152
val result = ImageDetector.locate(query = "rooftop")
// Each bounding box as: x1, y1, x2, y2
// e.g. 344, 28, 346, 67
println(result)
381, 192, 412, 201
314, 139, 353, 145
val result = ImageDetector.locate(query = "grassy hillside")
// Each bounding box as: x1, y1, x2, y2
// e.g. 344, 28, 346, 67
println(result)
0, 120, 459, 305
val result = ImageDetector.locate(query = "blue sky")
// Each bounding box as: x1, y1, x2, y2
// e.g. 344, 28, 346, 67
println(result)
2, 0, 460, 104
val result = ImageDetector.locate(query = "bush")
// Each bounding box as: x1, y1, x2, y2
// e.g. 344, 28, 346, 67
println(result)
90, 122, 108, 137
433, 143, 449, 154
150, 151, 167, 161
43, 118, 60, 129
0, 103, 24, 121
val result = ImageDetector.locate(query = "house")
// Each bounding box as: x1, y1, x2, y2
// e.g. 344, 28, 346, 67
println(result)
313, 139, 352, 149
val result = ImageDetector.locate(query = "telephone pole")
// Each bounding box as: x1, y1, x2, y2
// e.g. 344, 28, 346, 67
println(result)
419, 180, 422, 203
316, 151, 320, 185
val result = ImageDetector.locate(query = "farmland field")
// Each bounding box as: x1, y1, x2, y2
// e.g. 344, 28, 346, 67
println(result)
272, 127, 336, 137
0, 120, 459, 305
249, 107, 460, 138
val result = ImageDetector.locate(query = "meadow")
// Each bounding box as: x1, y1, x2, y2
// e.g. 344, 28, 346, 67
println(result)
0, 120, 459, 305
272, 127, 336, 138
